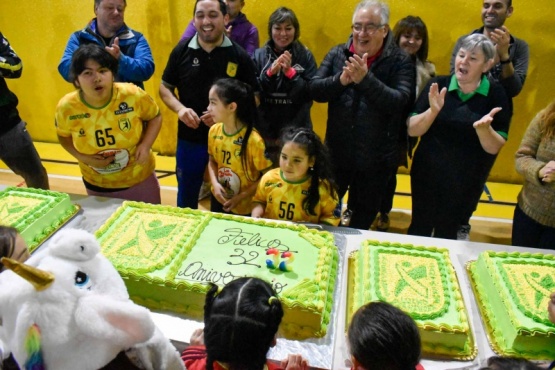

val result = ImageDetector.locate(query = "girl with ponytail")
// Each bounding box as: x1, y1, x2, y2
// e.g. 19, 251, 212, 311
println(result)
181, 277, 307, 370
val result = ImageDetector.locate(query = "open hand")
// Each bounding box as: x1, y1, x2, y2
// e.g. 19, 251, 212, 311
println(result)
473, 107, 502, 131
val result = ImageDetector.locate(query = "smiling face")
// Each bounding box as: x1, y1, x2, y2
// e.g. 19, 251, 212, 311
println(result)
352, 5, 388, 57
271, 21, 295, 51
75, 59, 114, 107
94, 0, 126, 38
207, 86, 235, 126
279, 141, 314, 183
455, 47, 492, 86
481, 0, 513, 30
194, 0, 228, 48
399, 29, 422, 56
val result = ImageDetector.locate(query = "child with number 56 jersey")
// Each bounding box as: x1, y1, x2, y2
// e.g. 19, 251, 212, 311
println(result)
252, 127, 339, 226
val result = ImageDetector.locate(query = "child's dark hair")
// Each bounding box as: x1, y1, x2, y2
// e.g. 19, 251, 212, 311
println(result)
203, 277, 284, 370
348, 301, 421, 370
479, 356, 544, 370
0, 225, 19, 272
211, 78, 260, 181
69, 43, 118, 88
280, 127, 338, 216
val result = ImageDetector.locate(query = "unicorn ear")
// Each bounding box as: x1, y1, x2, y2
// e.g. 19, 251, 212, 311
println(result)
48, 229, 100, 262
75, 295, 155, 348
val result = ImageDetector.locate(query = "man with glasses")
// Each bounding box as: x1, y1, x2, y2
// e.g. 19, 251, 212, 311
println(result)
310, 0, 415, 231
58, 0, 154, 89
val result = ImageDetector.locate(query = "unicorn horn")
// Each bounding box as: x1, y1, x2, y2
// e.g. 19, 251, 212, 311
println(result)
1, 257, 54, 291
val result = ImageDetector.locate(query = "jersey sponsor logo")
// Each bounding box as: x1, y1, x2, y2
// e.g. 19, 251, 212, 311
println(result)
78, 128, 86, 137
226, 62, 238, 77
118, 118, 131, 132
233, 136, 243, 146
264, 182, 282, 188
115, 102, 134, 115
69, 113, 91, 120
213, 135, 224, 140
192, 58, 200, 67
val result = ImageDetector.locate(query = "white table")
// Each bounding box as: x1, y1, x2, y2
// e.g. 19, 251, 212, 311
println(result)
28, 193, 555, 370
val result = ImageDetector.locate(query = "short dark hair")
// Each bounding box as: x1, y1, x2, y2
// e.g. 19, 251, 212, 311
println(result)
479, 356, 543, 370
203, 277, 284, 370
393, 15, 430, 63
193, 0, 227, 17
0, 225, 19, 272
94, 0, 127, 7
69, 44, 118, 87
348, 301, 421, 370
267, 7, 301, 43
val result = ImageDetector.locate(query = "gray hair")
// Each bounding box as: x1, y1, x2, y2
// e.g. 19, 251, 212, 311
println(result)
352, 0, 389, 25
352, 0, 390, 25
459, 34, 496, 61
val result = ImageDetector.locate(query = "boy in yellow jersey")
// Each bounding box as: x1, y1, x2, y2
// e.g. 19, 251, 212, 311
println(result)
55, 44, 162, 203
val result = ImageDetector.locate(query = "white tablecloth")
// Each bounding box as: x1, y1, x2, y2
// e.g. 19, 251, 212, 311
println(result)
27, 193, 555, 370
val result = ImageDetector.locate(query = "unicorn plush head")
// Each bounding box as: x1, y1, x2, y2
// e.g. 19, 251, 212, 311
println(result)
0, 228, 184, 370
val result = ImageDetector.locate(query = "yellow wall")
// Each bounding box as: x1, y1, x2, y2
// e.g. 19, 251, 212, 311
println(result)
0, 0, 553, 183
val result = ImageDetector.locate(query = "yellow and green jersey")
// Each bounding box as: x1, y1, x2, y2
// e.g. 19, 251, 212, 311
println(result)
208, 123, 272, 214
253, 168, 339, 226
55, 83, 160, 189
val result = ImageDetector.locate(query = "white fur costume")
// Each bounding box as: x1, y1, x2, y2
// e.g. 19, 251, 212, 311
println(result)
0, 229, 185, 370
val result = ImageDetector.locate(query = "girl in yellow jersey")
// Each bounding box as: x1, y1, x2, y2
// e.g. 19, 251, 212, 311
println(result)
252, 127, 339, 226
55, 44, 162, 203
207, 78, 272, 215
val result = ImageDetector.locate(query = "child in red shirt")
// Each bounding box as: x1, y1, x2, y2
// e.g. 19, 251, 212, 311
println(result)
181, 277, 307, 370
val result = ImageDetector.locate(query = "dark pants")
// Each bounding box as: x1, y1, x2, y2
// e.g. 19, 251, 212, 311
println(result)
335, 163, 397, 230
512, 204, 555, 250
176, 139, 208, 209
0, 121, 49, 189
379, 172, 396, 215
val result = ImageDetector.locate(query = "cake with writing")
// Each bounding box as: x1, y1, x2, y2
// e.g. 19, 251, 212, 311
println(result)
95, 201, 339, 340
468, 251, 555, 359
0, 187, 78, 253
347, 240, 476, 360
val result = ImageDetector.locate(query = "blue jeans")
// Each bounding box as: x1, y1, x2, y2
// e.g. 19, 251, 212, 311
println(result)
176, 139, 208, 208
0, 121, 49, 189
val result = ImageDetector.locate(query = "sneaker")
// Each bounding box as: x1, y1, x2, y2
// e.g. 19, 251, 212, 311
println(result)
341, 208, 352, 226
198, 181, 211, 201
376, 213, 390, 232
457, 224, 471, 241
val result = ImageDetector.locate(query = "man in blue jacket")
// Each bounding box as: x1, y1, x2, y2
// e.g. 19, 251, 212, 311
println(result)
58, 0, 154, 89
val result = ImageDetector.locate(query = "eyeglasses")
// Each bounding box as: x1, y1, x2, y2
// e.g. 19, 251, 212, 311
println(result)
352, 23, 383, 34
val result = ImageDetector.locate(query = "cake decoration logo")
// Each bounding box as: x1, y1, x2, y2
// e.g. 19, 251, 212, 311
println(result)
502, 261, 555, 322
376, 251, 447, 318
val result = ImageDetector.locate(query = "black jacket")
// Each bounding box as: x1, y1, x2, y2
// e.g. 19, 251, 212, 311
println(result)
253, 40, 317, 140
310, 32, 415, 170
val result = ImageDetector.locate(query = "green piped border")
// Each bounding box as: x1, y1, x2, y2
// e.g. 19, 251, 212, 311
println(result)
348, 240, 477, 361
467, 259, 555, 359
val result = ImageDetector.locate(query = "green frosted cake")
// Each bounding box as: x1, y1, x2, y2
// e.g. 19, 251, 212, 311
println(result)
468, 251, 555, 359
95, 201, 339, 340
348, 240, 476, 360
0, 187, 78, 252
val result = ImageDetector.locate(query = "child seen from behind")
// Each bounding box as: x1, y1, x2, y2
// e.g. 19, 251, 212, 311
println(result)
181, 277, 307, 370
